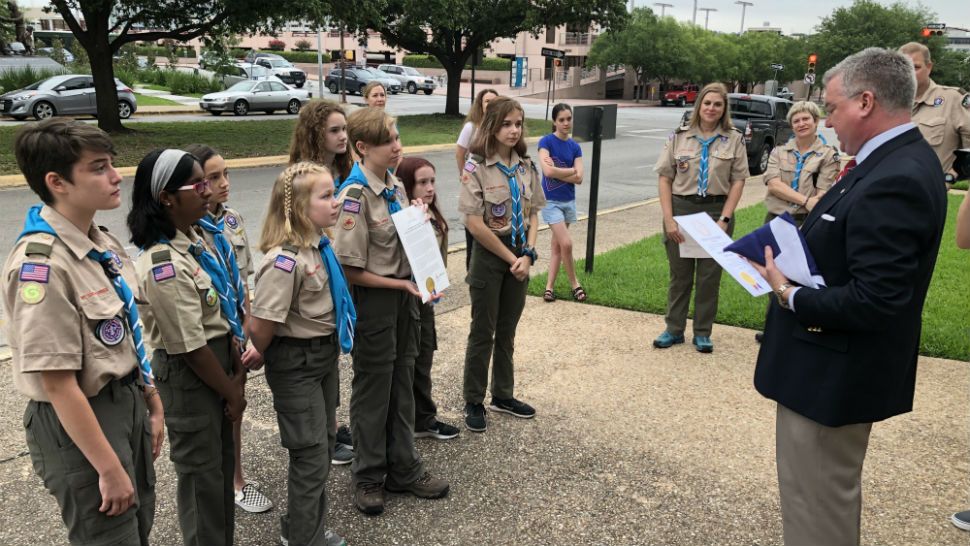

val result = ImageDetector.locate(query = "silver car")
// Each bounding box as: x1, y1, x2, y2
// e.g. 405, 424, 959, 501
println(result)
1, 74, 138, 121
199, 79, 311, 116
360, 67, 402, 94
377, 64, 436, 95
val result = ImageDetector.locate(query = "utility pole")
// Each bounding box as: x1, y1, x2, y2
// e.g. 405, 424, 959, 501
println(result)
692, 0, 698, 25
654, 2, 673, 16
735, 0, 752, 33
699, 7, 717, 30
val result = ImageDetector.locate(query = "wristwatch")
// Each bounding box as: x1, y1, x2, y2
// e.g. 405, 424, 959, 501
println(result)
775, 282, 792, 309
944, 173, 956, 184
718, 215, 731, 223
518, 246, 538, 265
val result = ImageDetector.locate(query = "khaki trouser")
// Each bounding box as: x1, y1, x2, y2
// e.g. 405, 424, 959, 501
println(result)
663, 197, 734, 338
463, 237, 528, 405
413, 302, 439, 431
25, 376, 156, 546
350, 285, 424, 487
265, 336, 338, 546
153, 335, 235, 546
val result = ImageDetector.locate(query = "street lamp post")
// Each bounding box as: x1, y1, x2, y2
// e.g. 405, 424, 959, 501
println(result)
735, 0, 753, 33
654, 2, 673, 16
316, 25, 324, 99
699, 7, 717, 30
692, 0, 698, 25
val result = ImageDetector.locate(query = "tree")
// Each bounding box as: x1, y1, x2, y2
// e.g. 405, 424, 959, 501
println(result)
46, 0, 325, 131
333, 0, 628, 116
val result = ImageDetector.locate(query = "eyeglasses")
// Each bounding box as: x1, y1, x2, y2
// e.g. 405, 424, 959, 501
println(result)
176, 179, 210, 195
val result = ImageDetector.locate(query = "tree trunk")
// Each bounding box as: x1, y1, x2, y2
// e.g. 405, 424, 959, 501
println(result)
444, 63, 463, 116
87, 16, 124, 132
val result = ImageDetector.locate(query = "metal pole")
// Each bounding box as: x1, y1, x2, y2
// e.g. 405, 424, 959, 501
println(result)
339, 27, 346, 104
735, 1, 753, 34
692, 0, 698, 25
316, 28, 324, 98
699, 8, 717, 30
551, 63, 557, 105
654, 3, 673, 16
545, 66, 553, 120
471, 49, 476, 107
584, 107, 604, 274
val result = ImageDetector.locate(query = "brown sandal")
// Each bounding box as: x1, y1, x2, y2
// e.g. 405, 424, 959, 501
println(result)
571, 286, 587, 302
543, 289, 555, 302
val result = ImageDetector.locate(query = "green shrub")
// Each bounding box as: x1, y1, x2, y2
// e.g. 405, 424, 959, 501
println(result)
163, 70, 223, 94
294, 39, 312, 51
403, 54, 510, 71
133, 44, 196, 58
0, 66, 67, 92
267, 39, 286, 51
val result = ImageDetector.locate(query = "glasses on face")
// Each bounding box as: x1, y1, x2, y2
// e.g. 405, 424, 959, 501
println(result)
176, 179, 210, 196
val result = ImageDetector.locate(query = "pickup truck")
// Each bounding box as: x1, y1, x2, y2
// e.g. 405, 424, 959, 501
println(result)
680, 93, 794, 175
660, 84, 699, 107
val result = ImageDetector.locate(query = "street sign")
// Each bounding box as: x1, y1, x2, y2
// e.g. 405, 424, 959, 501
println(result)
804, 73, 816, 85
541, 47, 566, 59
770, 63, 784, 70
927, 22, 946, 30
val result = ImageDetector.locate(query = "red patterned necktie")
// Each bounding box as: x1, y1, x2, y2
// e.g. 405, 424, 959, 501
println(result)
834, 158, 857, 185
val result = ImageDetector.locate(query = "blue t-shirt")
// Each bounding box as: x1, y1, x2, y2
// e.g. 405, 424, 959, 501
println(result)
538, 134, 582, 202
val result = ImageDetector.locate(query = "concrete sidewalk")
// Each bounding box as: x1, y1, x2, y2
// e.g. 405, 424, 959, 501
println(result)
0, 180, 966, 545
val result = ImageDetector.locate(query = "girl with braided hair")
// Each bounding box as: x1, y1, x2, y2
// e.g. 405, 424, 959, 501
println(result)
247, 162, 355, 546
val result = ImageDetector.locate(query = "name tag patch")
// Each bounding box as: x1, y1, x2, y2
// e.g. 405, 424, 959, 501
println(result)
491, 203, 507, 217
19, 263, 50, 283
343, 200, 361, 214
96, 317, 126, 346
152, 263, 176, 282
274, 255, 296, 273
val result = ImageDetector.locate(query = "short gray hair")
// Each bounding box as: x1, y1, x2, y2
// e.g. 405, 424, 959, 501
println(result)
822, 47, 915, 113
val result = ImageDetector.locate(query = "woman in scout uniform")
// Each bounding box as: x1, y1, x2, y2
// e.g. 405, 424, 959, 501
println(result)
455, 88, 499, 269
128, 149, 246, 546
363, 81, 387, 108
396, 157, 460, 441
458, 96, 545, 433
8, 119, 162, 546
246, 162, 354, 546
653, 82, 748, 354
184, 143, 273, 515
763, 101, 839, 225
333, 107, 450, 516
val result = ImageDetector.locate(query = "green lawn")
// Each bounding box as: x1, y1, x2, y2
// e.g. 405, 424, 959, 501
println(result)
133, 93, 181, 106
530, 196, 970, 361
0, 114, 548, 175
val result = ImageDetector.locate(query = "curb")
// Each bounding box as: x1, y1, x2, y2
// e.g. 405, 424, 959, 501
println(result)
0, 137, 541, 189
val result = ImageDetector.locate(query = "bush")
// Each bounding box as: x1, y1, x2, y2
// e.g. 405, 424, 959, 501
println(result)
294, 39, 312, 52
403, 54, 510, 71
112, 66, 222, 94
0, 66, 67, 92
267, 39, 286, 51
133, 44, 196, 58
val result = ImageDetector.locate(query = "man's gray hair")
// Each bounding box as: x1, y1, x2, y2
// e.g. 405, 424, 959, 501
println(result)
822, 47, 916, 113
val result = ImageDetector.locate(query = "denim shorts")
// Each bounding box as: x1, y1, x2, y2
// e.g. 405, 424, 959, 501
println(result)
541, 200, 577, 225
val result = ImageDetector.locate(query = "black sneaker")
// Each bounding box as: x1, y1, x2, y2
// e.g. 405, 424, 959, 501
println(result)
414, 419, 460, 440
464, 403, 487, 432
336, 425, 352, 446
489, 397, 536, 419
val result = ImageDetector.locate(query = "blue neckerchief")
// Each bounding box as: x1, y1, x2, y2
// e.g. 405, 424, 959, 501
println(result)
197, 211, 246, 321
381, 187, 402, 214
790, 150, 815, 191
495, 162, 525, 247
695, 135, 718, 197
335, 162, 367, 193
19, 205, 154, 388
318, 237, 357, 354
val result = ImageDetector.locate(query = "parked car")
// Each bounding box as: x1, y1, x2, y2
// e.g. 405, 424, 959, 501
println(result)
218, 63, 281, 88
250, 54, 306, 88
377, 64, 436, 95
1, 74, 137, 121
660, 84, 699, 107
199, 79, 310, 116
679, 93, 794, 175
36, 47, 75, 64
359, 67, 402, 94
775, 86, 794, 101
324, 67, 397, 96
7, 41, 26, 55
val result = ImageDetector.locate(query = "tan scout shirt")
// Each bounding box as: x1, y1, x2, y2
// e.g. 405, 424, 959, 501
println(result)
136, 228, 229, 355
200, 205, 254, 278
763, 137, 840, 216
3, 206, 138, 402
251, 244, 335, 338
333, 164, 412, 278
654, 125, 749, 195
457, 151, 546, 236
912, 80, 970, 174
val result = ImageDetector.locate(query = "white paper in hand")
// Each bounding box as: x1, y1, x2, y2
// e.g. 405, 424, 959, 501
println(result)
390, 206, 450, 303
674, 213, 771, 297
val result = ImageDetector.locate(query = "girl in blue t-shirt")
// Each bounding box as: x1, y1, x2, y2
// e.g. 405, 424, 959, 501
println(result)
539, 103, 586, 302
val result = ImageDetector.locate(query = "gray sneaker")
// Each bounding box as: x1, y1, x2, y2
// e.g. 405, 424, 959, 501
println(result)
951, 510, 970, 531
281, 527, 347, 546
331, 442, 353, 465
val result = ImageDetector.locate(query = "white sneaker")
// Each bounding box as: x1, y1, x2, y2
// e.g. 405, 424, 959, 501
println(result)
235, 482, 273, 513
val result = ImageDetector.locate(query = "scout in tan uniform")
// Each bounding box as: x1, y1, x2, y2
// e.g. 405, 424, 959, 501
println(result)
396, 157, 460, 440
333, 107, 450, 516
899, 42, 970, 183
654, 82, 748, 353
763, 101, 840, 225
458, 96, 545, 432
247, 162, 352, 546
6, 119, 162, 546
184, 144, 273, 515
128, 149, 246, 546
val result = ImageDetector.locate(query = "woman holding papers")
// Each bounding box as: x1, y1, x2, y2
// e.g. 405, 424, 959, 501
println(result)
763, 101, 840, 225
457, 97, 546, 432
653, 82, 749, 354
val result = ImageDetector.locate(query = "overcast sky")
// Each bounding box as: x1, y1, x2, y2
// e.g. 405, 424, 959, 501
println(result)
637, 0, 967, 35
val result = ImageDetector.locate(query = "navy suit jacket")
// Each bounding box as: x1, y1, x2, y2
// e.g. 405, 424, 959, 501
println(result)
754, 127, 947, 427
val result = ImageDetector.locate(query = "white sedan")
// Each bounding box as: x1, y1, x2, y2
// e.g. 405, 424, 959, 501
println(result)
199, 79, 311, 116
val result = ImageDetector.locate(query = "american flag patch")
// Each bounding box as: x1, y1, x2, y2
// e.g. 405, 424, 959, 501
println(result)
19, 263, 50, 283
343, 200, 361, 214
274, 255, 296, 273
152, 263, 176, 282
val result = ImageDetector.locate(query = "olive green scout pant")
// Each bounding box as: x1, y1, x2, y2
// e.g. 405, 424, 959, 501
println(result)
463, 238, 528, 405
265, 335, 339, 546
152, 335, 234, 546
413, 302, 440, 431
25, 375, 156, 546
350, 285, 424, 487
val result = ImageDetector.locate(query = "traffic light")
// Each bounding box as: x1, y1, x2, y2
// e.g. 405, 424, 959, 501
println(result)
921, 27, 944, 37
807, 53, 817, 75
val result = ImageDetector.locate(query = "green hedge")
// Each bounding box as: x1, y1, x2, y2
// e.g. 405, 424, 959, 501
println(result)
403, 54, 510, 71
133, 45, 196, 58
115, 67, 222, 94
0, 66, 67, 93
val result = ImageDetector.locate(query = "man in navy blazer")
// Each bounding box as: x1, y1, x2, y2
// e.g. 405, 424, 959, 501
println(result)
752, 48, 948, 545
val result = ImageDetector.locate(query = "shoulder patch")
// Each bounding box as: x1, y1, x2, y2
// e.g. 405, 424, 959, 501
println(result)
225, 213, 240, 230
345, 186, 364, 200
281, 244, 299, 255
963, 95, 970, 108
19, 262, 50, 283
152, 263, 176, 282
341, 215, 357, 230
274, 254, 296, 273
20, 282, 45, 304
24, 242, 52, 258
469, 154, 485, 163
343, 199, 361, 214
933, 96, 944, 107
151, 250, 171, 264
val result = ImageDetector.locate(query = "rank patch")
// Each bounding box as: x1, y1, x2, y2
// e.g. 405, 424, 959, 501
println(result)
20, 282, 45, 304
19, 263, 50, 283
96, 317, 126, 346
491, 203, 507, 217
676, 157, 690, 173
205, 287, 218, 307
343, 200, 361, 214
152, 263, 176, 282
274, 255, 296, 273
225, 214, 239, 229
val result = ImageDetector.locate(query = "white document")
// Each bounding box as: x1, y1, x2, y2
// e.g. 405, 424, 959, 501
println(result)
678, 230, 710, 259
674, 213, 771, 297
391, 206, 450, 303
